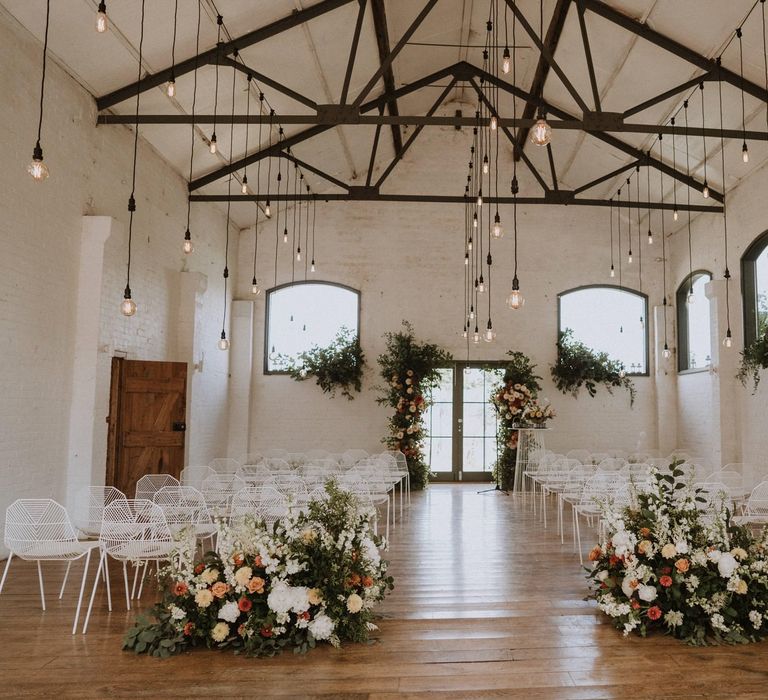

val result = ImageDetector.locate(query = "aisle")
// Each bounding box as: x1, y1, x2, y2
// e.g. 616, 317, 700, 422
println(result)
1, 485, 767, 698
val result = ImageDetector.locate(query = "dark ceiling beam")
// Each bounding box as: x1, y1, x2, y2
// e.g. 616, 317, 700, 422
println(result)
352, 0, 438, 108
188, 64, 458, 191
511, 0, 572, 161
573, 159, 640, 194
575, 0, 601, 111
370, 0, 404, 152
188, 191, 722, 213
340, 0, 368, 105
580, 0, 768, 104
546, 144, 559, 190
622, 73, 713, 119
277, 152, 350, 191
366, 108, 384, 186
221, 58, 318, 110
96, 0, 356, 111
375, 79, 456, 187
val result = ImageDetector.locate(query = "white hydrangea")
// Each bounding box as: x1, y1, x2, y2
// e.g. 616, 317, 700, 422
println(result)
664, 610, 684, 627
218, 600, 240, 623
717, 553, 739, 579
749, 610, 763, 629
710, 613, 729, 632
170, 605, 186, 621
361, 536, 381, 567
308, 612, 335, 640
638, 585, 657, 603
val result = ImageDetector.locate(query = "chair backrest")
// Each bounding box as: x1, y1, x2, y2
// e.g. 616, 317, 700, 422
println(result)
263, 457, 293, 472
79, 486, 126, 536
4, 499, 79, 558
627, 452, 650, 464
201, 474, 246, 511
236, 464, 271, 485
747, 481, 768, 515
256, 487, 290, 524
305, 449, 330, 461
209, 458, 241, 474
262, 448, 288, 459
565, 449, 590, 463
286, 452, 308, 467
99, 499, 172, 559
238, 452, 264, 467
693, 481, 732, 511
180, 465, 216, 490
341, 449, 369, 466
152, 486, 212, 526
230, 487, 270, 524
703, 469, 743, 491
135, 474, 180, 501
597, 457, 625, 472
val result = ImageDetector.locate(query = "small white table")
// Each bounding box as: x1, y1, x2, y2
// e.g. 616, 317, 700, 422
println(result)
512, 426, 549, 495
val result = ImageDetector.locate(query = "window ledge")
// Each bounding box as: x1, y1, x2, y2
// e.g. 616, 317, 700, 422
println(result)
678, 367, 711, 376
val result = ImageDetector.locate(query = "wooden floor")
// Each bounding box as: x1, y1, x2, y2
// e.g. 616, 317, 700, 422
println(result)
1, 484, 768, 699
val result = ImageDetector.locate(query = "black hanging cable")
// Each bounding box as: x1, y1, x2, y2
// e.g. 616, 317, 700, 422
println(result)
659, 134, 670, 358
626, 176, 633, 264
183, 0, 202, 254
609, 197, 615, 277
636, 168, 642, 291
683, 100, 695, 302
297, 172, 304, 266
700, 81, 709, 197
646, 154, 653, 245
29, 0, 51, 180
762, 0, 768, 132
219, 64, 237, 350
121, 0, 146, 316
737, 27, 750, 163
718, 63, 734, 347
273, 152, 282, 288
210, 14, 223, 153
671, 117, 679, 220
251, 91, 264, 293
310, 195, 317, 272
241, 75, 251, 193
617, 188, 623, 290
167, 0, 178, 96
290, 160, 298, 282
304, 184, 310, 279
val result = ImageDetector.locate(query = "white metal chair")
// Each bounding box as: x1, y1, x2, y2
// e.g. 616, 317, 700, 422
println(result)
256, 487, 290, 525
209, 458, 241, 474
341, 449, 369, 467
238, 452, 264, 466
152, 486, 216, 545
82, 499, 174, 632
76, 486, 126, 538
305, 449, 330, 461
230, 486, 269, 526
262, 448, 288, 459
180, 465, 216, 491
135, 474, 180, 502
201, 474, 246, 518
734, 481, 768, 526
236, 464, 271, 485
1, 499, 100, 634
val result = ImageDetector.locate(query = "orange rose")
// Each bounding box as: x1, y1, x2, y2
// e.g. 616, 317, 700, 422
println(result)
183, 621, 195, 636
211, 581, 230, 598
238, 597, 252, 612
232, 554, 244, 566
674, 558, 690, 573
172, 581, 189, 596
253, 555, 263, 568
348, 574, 361, 587
639, 527, 651, 538
247, 577, 265, 594
362, 575, 374, 587
588, 546, 602, 562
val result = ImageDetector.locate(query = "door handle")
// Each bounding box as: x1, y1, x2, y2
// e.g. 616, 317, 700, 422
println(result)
173, 422, 186, 432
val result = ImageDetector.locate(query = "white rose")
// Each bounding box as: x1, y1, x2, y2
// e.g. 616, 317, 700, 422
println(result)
170, 605, 186, 620
638, 584, 657, 602
675, 541, 689, 555
218, 600, 240, 623
717, 553, 739, 579
211, 621, 229, 642
621, 576, 638, 598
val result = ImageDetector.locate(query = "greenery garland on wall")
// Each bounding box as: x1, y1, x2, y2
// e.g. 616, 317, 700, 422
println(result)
489, 352, 543, 491
376, 322, 452, 490
284, 328, 365, 400
551, 329, 636, 406
736, 328, 768, 393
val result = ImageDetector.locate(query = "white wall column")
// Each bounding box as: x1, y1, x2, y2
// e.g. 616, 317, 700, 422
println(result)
706, 279, 740, 467
654, 303, 678, 454
226, 300, 254, 459
65, 216, 117, 509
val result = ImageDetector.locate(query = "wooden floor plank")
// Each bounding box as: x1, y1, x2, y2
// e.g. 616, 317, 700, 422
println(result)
0, 484, 766, 698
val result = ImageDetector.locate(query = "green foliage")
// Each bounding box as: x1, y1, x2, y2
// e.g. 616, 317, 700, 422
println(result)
376, 321, 453, 490
285, 327, 365, 400
501, 350, 543, 393
736, 328, 768, 393
551, 329, 636, 406
123, 611, 185, 658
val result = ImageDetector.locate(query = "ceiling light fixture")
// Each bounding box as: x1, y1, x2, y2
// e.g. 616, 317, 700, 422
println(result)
737, 27, 750, 163
717, 60, 734, 348
182, 0, 201, 255
166, 0, 178, 98
95, 1, 108, 33
683, 99, 695, 305
28, 0, 51, 182
209, 15, 223, 154
658, 134, 671, 360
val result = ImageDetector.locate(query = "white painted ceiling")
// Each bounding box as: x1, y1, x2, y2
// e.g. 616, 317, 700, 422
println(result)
3, 0, 768, 230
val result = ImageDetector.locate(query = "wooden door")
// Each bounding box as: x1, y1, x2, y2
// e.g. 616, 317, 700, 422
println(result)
106, 358, 187, 498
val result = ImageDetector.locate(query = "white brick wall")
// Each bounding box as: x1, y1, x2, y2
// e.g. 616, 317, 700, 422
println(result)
0, 11, 233, 555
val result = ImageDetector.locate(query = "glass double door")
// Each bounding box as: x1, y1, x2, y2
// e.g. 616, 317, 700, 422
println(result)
422, 364, 503, 481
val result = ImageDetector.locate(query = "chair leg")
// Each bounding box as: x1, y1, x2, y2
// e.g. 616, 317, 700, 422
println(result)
59, 561, 72, 599
37, 560, 46, 611
576, 512, 583, 565
82, 551, 104, 634
385, 498, 390, 548
104, 554, 112, 612
137, 560, 150, 599
72, 550, 93, 635
0, 552, 13, 594
123, 561, 131, 611
130, 561, 142, 600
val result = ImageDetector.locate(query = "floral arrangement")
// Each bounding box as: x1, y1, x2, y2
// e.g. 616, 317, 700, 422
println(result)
521, 399, 556, 426
588, 461, 768, 645
489, 351, 543, 491
551, 329, 636, 406
123, 482, 394, 658
284, 327, 366, 400
376, 321, 452, 490
736, 327, 768, 393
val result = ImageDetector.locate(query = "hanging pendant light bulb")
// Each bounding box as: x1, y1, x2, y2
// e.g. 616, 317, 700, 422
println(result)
506, 276, 525, 310
265, 201, 271, 217
28, 142, 49, 181
502, 47, 511, 74
209, 133, 217, 154
182, 228, 194, 254
96, 1, 108, 32
647, 229, 653, 245
464, 252, 469, 265
283, 228, 288, 243
473, 213, 478, 228
723, 328, 733, 348
673, 208, 679, 222
251, 276, 261, 296
468, 236, 473, 251
166, 78, 176, 98
311, 259, 316, 273
610, 264, 615, 278
482, 155, 489, 174
702, 181, 709, 199
477, 189, 483, 207
618, 368, 626, 378
469, 305, 475, 320
484, 320, 496, 343
687, 288, 695, 305
296, 247, 302, 262
530, 116, 552, 146
473, 326, 480, 344
121, 287, 137, 317
241, 176, 248, 195
742, 142, 750, 163
217, 330, 230, 351
462, 325, 468, 339
492, 213, 503, 239
662, 344, 671, 360
628, 249, 633, 264
490, 115, 498, 131
477, 275, 486, 294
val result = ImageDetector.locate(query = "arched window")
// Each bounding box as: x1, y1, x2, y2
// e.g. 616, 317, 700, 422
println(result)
676, 271, 713, 372
264, 281, 360, 373
742, 230, 768, 347
558, 285, 648, 374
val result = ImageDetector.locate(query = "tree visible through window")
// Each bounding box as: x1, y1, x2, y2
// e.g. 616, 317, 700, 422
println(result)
742, 231, 768, 346
265, 282, 360, 373
558, 286, 647, 374
676, 271, 712, 371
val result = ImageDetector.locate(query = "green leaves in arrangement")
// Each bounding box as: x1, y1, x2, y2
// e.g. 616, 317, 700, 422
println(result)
736, 328, 768, 393
285, 327, 365, 400
551, 329, 636, 406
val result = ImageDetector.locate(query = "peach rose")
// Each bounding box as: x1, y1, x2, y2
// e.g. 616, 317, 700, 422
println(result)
171, 581, 189, 596
637, 540, 653, 555
247, 576, 265, 594
588, 546, 602, 562
639, 527, 651, 538
674, 558, 690, 573
308, 588, 323, 605
211, 581, 230, 598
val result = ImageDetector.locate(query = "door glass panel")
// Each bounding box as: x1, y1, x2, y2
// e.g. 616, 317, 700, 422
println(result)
462, 367, 502, 473
423, 369, 454, 474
